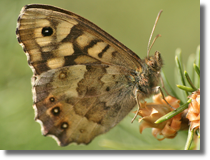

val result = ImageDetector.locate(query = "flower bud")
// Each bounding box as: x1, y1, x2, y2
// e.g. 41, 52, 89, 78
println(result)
186, 89, 200, 131
137, 93, 181, 140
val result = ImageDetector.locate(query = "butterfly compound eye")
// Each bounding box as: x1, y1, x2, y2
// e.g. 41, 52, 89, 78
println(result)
151, 61, 155, 68
42, 27, 53, 36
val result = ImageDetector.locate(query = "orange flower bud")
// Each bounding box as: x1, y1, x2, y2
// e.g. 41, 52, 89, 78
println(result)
186, 89, 200, 131
137, 93, 181, 140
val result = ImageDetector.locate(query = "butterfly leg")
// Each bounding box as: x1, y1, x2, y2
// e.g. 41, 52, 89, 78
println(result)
131, 89, 141, 123
153, 86, 176, 110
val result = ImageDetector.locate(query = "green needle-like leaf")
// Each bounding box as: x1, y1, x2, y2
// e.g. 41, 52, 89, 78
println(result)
187, 54, 195, 83
184, 71, 197, 90
195, 45, 200, 69
194, 46, 200, 88
175, 55, 188, 97
155, 99, 191, 124
194, 63, 200, 78
175, 49, 185, 82
177, 85, 196, 92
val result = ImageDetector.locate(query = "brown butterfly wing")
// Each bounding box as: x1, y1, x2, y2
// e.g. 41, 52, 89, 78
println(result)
33, 64, 136, 146
16, 4, 141, 146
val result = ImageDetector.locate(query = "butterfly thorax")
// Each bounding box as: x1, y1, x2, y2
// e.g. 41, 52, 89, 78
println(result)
135, 51, 163, 99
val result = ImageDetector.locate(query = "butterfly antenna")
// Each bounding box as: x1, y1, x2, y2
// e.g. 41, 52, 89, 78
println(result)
148, 34, 161, 55
147, 10, 163, 57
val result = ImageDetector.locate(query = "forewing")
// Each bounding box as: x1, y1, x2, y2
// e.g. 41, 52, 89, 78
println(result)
16, 4, 142, 75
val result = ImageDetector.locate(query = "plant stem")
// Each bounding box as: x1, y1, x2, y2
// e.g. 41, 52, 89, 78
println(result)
184, 128, 194, 150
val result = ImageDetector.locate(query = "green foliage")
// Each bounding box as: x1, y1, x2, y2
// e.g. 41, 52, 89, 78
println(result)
157, 46, 200, 150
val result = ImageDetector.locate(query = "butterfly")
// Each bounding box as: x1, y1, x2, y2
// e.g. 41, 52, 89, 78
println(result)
16, 4, 163, 146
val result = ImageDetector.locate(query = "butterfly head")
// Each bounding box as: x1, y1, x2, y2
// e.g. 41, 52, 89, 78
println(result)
145, 51, 163, 72
135, 51, 163, 98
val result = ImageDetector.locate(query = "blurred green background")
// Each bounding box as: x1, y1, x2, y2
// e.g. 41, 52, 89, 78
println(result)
0, 0, 199, 150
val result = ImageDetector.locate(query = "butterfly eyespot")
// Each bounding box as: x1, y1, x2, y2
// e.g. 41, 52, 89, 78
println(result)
51, 106, 60, 115
42, 27, 53, 36
59, 72, 67, 79
49, 97, 55, 102
61, 122, 68, 129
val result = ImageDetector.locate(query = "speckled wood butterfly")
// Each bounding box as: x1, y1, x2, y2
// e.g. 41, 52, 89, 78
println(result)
16, 4, 163, 146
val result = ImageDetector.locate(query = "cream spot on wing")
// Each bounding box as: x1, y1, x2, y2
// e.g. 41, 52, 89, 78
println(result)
42, 46, 54, 52
56, 42, 74, 56
101, 74, 115, 83
47, 57, 65, 69
74, 55, 99, 64
34, 28, 43, 37
76, 32, 96, 48
29, 48, 42, 62
35, 36, 53, 47
65, 90, 78, 97
101, 46, 116, 60
35, 19, 51, 28
56, 21, 74, 42
64, 65, 87, 98
88, 41, 107, 58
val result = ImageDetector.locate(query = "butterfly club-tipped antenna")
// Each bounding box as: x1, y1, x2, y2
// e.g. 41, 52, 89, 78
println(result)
147, 10, 163, 57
